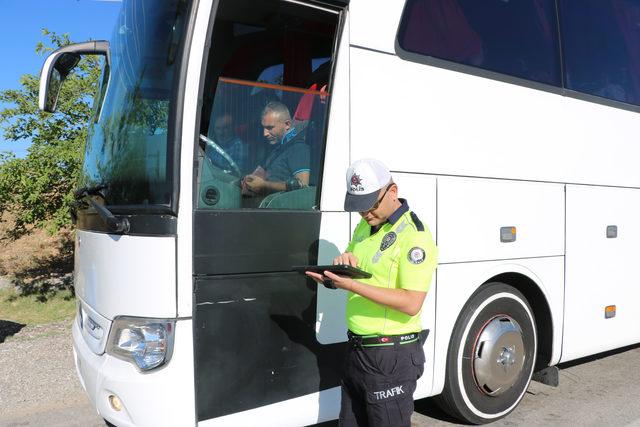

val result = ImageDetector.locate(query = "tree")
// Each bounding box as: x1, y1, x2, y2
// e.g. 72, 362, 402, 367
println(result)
0, 30, 101, 237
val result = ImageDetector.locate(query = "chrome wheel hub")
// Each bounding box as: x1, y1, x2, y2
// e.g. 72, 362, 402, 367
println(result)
472, 316, 525, 396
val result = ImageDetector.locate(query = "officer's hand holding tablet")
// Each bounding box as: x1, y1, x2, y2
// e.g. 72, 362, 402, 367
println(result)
294, 255, 370, 289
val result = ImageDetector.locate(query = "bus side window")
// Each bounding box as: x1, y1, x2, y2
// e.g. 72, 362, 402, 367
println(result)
397, 0, 562, 86
560, 0, 640, 106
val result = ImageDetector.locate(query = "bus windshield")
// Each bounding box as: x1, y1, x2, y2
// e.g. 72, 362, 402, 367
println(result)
79, 0, 190, 210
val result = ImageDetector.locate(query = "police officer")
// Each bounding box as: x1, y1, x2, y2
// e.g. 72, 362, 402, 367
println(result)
306, 159, 438, 427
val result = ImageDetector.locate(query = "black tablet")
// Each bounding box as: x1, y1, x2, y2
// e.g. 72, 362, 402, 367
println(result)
293, 264, 372, 279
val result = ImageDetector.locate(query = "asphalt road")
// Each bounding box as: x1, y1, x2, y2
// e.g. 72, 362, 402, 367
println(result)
412, 344, 640, 426
2, 323, 640, 426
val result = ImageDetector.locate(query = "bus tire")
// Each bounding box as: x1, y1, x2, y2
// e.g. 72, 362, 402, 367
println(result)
436, 282, 537, 424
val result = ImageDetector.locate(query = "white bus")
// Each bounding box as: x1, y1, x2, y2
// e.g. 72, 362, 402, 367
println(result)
39, 0, 640, 425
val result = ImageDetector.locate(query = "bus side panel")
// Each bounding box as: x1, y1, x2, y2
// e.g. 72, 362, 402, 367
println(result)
349, 46, 640, 188
437, 177, 564, 263
432, 258, 564, 396
316, 212, 350, 345
350, 0, 404, 54
391, 173, 437, 398
319, 7, 350, 213
562, 185, 640, 362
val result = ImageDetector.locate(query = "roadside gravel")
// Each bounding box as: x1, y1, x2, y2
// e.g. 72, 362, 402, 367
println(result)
0, 320, 103, 427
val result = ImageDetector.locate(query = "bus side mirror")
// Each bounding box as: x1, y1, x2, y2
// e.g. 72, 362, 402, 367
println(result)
39, 40, 110, 113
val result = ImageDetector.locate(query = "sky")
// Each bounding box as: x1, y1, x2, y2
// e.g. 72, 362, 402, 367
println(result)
0, 0, 122, 158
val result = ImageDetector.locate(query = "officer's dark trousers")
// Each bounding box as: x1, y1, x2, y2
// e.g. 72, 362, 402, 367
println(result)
339, 339, 425, 427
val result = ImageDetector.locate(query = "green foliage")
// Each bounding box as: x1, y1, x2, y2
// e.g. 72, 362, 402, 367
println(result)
0, 30, 101, 237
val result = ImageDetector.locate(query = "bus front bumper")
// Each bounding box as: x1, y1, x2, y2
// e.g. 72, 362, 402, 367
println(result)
72, 317, 195, 427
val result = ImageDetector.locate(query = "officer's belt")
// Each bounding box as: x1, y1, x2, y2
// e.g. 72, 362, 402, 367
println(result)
347, 330, 429, 347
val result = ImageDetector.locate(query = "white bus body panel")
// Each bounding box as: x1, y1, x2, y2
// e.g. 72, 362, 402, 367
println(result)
319, 10, 350, 212
432, 257, 564, 395
316, 212, 350, 345
73, 318, 195, 427
350, 46, 640, 188
350, 0, 404, 54
74, 230, 176, 320
176, 0, 214, 318
437, 177, 564, 263
391, 172, 438, 399
392, 172, 437, 238
562, 185, 640, 362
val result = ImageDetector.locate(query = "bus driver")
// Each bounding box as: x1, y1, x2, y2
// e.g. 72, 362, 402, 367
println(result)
243, 101, 310, 195
306, 159, 438, 427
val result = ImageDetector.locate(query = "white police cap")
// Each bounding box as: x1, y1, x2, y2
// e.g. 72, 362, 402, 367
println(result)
344, 159, 392, 212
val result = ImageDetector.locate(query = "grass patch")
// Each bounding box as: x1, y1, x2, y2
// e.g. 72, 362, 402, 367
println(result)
0, 217, 75, 332
0, 287, 76, 325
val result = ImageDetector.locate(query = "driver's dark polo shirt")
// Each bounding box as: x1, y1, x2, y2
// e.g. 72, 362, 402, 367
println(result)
263, 128, 310, 182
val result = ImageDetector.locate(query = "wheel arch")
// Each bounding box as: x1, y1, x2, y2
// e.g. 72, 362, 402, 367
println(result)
432, 261, 561, 398
481, 272, 554, 371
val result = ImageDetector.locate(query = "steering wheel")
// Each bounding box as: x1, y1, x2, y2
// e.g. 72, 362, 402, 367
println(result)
199, 134, 242, 177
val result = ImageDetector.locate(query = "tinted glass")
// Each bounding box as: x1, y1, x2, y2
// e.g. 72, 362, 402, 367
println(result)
80, 0, 190, 207
560, 0, 640, 106
198, 79, 329, 210
398, 0, 561, 86
196, 0, 337, 211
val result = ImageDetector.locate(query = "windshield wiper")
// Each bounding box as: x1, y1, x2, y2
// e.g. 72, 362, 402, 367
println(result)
73, 184, 107, 199
73, 184, 130, 234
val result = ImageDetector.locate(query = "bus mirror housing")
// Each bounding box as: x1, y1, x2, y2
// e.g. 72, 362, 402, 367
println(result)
39, 40, 110, 112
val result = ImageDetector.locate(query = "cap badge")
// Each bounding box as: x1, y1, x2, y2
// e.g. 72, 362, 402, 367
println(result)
350, 173, 364, 192
408, 247, 426, 264
380, 232, 397, 251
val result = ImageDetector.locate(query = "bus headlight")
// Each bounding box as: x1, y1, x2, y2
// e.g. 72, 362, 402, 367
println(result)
106, 317, 175, 371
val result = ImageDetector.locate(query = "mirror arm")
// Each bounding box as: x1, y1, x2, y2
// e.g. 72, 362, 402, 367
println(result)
54, 40, 111, 66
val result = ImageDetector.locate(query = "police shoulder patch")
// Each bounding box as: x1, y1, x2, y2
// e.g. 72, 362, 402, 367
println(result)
408, 247, 426, 264
380, 232, 397, 251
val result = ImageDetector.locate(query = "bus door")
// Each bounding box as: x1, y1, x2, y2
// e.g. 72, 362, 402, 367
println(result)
192, 0, 346, 423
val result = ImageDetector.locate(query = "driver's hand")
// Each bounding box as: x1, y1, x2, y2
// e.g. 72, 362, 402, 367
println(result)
245, 174, 266, 193
333, 252, 358, 267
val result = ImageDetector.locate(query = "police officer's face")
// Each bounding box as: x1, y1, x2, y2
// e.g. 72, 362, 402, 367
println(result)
360, 184, 398, 226
261, 111, 291, 145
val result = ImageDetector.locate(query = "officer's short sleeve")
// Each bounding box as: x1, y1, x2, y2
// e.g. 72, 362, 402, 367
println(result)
346, 219, 365, 253
397, 229, 438, 293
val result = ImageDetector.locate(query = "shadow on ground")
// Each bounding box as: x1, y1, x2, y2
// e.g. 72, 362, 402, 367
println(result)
8, 236, 74, 303
308, 396, 463, 426
0, 320, 26, 343
414, 397, 466, 424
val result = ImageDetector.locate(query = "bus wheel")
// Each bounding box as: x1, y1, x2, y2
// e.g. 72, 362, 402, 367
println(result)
436, 282, 537, 424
